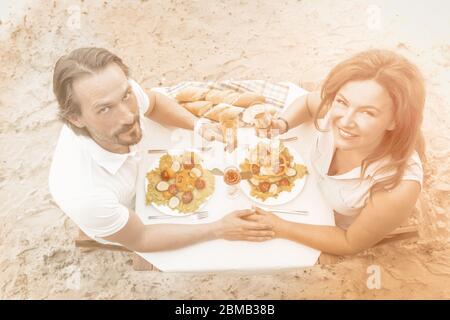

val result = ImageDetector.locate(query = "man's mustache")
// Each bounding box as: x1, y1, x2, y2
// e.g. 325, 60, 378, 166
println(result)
114, 114, 140, 135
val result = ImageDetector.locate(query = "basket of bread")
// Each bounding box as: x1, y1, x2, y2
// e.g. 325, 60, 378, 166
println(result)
174, 86, 280, 126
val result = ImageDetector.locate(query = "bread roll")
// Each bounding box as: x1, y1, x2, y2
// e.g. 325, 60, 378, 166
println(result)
242, 103, 279, 125
222, 92, 240, 105
175, 87, 209, 102
203, 103, 230, 121
203, 103, 244, 122
182, 101, 213, 117
204, 89, 265, 107
232, 92, 266, 107
219, 105, 245, 120
205, 89, 235, 104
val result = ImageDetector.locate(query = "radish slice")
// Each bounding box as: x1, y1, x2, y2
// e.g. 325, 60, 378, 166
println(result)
189, 167, 202, 178
171, 160, 181, 172
156, 181, 169, 192
269, 184, 278, 194
286, 168, 297, 177
260, 166, 274, 176
168, 196, 180, 209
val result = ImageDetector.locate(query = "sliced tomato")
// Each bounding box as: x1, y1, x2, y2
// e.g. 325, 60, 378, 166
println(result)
160, 170, 170, 181
258, 181, 271, 193
168, 184, 178, 195
251, 164, 260, 175
195, 178, 206, 190
182, 191, 193, 204
278, 178, 290, 187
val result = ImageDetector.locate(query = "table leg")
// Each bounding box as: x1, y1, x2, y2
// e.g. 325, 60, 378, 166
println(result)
132, 253, 160, 271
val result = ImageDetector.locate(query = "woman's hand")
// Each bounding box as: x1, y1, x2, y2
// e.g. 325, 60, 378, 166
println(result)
243, 206, 286, 237
213, 209, 275, 242
255, 116, 288, 139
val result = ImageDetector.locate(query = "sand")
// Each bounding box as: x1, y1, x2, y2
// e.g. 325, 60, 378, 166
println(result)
0, 0, 449, 299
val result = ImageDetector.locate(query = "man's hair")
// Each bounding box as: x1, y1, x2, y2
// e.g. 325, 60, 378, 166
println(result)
52, 47, 130, 131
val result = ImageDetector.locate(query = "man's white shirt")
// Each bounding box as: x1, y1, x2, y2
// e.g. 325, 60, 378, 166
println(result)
49, 79, 158, 244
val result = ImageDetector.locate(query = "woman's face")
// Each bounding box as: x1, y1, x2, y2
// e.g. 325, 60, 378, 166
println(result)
329, 80, 396, 154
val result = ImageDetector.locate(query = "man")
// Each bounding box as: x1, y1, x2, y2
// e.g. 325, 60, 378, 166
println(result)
49, 47, 273, 252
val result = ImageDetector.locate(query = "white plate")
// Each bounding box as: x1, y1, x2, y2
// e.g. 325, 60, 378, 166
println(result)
238, 142, 307, 206
145, 149, 213, 216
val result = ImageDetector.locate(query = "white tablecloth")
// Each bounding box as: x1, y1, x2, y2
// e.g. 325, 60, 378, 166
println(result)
134, 83, 335, 272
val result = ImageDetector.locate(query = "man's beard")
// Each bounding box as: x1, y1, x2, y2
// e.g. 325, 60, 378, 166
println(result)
112, 115, 142, 146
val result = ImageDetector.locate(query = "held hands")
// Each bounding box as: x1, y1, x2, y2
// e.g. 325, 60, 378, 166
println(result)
214, 209, 275, 242
243, 206, 285, 238
214, 207, 285, 242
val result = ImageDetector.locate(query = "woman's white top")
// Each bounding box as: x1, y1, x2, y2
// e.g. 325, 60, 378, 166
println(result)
309, 116, 423, 229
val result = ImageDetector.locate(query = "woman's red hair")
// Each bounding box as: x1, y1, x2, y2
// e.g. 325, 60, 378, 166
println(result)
314, 49, 426, 194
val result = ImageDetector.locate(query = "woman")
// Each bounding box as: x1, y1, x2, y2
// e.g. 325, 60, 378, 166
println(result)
249, 49, 426, 255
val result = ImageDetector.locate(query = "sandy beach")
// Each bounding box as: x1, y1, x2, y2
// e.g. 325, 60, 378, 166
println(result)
0, 0, 449, 299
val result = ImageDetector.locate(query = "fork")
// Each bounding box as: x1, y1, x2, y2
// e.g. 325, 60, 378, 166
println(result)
148, 211, 209, 220
263, 209, 309, 215
148, 147, 212, 154
279, 136, 298, 142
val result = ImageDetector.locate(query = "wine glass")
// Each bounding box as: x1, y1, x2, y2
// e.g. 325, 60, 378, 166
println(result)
219, 112, 239, 153
223, 166, 241, 198
254, 109, 274, 139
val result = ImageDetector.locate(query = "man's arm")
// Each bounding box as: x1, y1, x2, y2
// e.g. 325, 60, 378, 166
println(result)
144, 91, 198, 130
143, 91, 224, 141
103, 209, 215, 252
103, 209, 274, 252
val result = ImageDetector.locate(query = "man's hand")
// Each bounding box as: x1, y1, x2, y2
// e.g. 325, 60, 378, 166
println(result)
212, 209, 274, 241
197, 121, 224, 142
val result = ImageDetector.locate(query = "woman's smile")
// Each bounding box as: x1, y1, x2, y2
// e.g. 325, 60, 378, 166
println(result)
329, 80, 396, 153
338, 127, 359, 138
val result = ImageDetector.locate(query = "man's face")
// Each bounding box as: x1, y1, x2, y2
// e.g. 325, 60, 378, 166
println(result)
70, 63, 142, 153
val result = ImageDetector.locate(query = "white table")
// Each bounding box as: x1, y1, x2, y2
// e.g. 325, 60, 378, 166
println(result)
134, 83, 335, 272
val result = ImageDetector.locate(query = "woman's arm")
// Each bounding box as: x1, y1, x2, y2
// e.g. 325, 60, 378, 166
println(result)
265, 91, 325, 136
249, 180, 421, 255
280, 91, 324, 130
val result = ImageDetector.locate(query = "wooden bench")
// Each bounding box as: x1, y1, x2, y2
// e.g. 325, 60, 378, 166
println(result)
75, 230, 159, 271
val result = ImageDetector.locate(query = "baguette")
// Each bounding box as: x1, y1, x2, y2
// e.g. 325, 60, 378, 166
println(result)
203, 103, 244, 122
232, 92, 266, 107
219, 105, 245, 120
205, 89, 234, 104
205, 89, 265, 107
177, 87, 266, 109
182, 101, 213, 117
175, 87, 209, 102
242, 103, 279, 125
